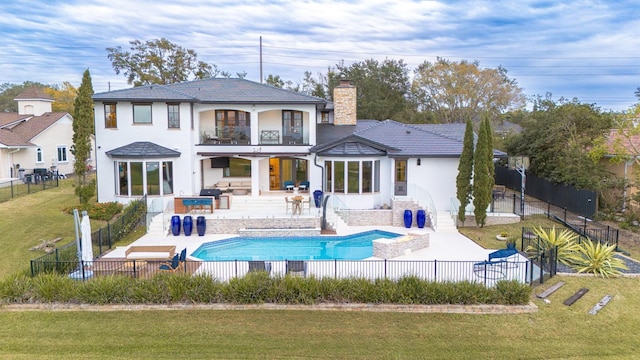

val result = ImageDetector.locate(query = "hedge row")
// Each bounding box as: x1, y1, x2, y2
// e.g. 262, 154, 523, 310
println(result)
0, 272, 531, 305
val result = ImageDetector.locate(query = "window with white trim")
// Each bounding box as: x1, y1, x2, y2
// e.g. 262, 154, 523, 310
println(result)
57, 146, 68, 162
133, 103, 152, 124
36, 147, 43, 163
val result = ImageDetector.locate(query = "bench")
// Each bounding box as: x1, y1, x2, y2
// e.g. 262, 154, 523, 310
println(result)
125, 245, 176, 260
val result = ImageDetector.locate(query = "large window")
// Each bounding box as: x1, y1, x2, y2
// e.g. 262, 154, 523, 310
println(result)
133, 103, 152, 124
216, 110, 250, 143
167, 103, 180, 128
115, 160, 173, 196
105, 103, 117, 128
325, 160, 380, 194
224, 158, 251, 177
283, 110, 303, 144
57, 146, 68, 162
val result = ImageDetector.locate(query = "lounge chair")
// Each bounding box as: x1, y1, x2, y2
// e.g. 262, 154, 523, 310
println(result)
299, 180, 309, 192
160, 248, 186, 272
248, 261, 272, 274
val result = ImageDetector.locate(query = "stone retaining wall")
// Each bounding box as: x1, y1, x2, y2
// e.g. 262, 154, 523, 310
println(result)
201, 218, 321, 234
373, 233, 430, 259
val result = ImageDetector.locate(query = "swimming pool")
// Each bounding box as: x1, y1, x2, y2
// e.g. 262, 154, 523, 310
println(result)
191, 230, 402, 261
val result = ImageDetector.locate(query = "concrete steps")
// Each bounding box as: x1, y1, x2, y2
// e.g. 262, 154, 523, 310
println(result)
435, 211, 457, 232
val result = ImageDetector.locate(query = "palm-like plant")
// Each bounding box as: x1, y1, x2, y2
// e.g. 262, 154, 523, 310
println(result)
530, 226, 580, 266
566, 240, 628, 278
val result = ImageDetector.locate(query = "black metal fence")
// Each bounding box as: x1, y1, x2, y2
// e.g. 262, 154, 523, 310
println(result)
0, 171, 60, 203
495, 165, 597, 218
33, 257, 546, 286
30, 196, 148, 276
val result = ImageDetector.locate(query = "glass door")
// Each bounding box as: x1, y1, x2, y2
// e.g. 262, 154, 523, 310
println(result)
394, 159, 407, 196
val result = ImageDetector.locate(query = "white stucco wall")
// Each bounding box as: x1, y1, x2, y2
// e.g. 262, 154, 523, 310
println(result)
407, 157, 459, 212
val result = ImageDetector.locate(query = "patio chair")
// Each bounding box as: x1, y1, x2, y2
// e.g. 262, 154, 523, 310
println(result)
287, 260, 307, 277
285, 197, 294, 214
299, 180, 309, 192
301, 196, 311, 214
248, 261, 272, 274
284, 181, 295, 191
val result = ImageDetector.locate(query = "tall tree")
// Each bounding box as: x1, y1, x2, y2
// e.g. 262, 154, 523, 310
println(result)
473, 117, 492, 227
506, 95, 612, 189
456, 119, 475, 223
44, 81, 77, 114
483, 114, 495, 189
336, 59, 415, 121
106, 38, 219, 86
412, 58, 525, 123
71, 69, 95, 205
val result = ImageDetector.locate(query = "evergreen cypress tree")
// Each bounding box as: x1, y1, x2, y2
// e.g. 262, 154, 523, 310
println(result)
456, 119, 474, 222
483, 116, 495, 199
71, 69, 95, 205
473, 117, 491, 227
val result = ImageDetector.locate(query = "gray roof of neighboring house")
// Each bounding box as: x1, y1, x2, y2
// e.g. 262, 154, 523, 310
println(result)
105, 142, 181, 158
495, 120, 522, 134
93, 78, 328, 105
313, 120, 467, 157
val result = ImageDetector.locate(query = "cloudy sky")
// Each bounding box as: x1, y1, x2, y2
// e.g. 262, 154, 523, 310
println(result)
1, 0, 639, 111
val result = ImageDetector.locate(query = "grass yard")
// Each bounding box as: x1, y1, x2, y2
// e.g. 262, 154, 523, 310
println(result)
1, 276, 639, 359
2, 183, 640, 358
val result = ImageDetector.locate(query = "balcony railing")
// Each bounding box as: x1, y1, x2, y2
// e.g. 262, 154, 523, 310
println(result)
201, 126, 251, 145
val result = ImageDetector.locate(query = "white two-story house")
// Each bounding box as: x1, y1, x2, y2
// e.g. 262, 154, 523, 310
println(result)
93, 78, 464, 214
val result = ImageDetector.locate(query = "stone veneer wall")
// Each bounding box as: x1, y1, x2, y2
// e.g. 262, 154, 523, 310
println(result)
199, 218, 321, 234
238, 228, 321, 237
391, 199, 430, 228
333, 80, 357, 125
342, 209, 393, 226
373, 233, 430, 259
457, 214, 521, 227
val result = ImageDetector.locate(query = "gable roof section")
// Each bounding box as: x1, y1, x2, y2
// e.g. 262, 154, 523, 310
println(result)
14, 87, 54, 101
315, 120, 466, 158
0, 112, 68, 147
0, 113, 30, 128
105, 142, 181, 158
93, 78, 328, 105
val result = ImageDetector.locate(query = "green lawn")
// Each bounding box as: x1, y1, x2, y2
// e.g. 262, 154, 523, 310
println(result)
2, 185, 640, 359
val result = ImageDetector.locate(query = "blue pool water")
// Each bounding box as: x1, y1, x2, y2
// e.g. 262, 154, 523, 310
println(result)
191, 230, 401, 261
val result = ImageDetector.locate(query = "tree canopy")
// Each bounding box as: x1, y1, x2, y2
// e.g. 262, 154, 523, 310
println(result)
106, 38, 220, 86
505, 95, 613, 189
0, 81, 77, 113
335, 59, 415, 122
412, 58, 525, 123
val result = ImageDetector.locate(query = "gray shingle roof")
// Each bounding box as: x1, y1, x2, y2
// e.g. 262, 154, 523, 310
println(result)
314, 120, 466, 157
93, 78, 328, 104
105, 142, 181, 158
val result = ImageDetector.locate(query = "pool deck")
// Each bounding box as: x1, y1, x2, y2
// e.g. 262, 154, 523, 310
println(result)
101, 224, 499, 263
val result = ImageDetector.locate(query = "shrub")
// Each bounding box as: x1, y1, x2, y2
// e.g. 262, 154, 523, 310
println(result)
0, 273, 533, 306
530, 226, 580, 265
566, 240, 628, 278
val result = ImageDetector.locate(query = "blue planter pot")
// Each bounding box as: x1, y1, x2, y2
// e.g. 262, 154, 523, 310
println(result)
403, 210, 413, 228
196, 216, 206, 236
417, 210, 426, 228
183, 215, 193, 236
171, 216, 181, 236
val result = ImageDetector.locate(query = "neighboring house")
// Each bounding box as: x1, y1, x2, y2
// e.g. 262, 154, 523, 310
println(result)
494, 120, 522, 139
602, 129, 640, 210
0, 87, 84, 180
92, 78, 468, 213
